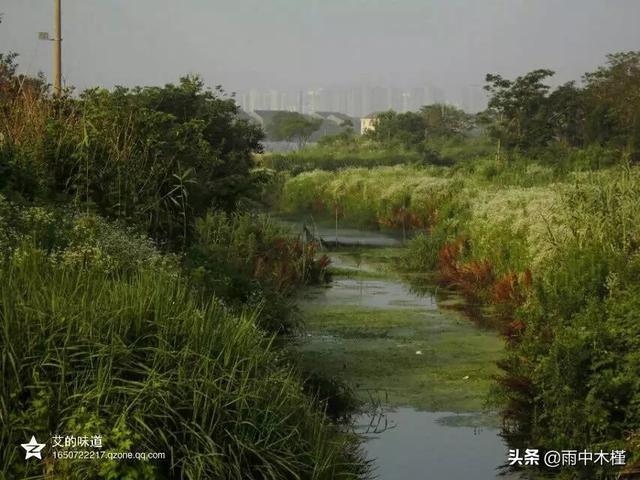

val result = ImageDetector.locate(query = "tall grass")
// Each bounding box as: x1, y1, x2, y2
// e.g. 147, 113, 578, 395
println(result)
278, 166, 457, 231
0, 251, 365, 479
186, 211, 330, 334
493, 166, 640, 477
275, 159, 640, 474
259, 146, 421, 175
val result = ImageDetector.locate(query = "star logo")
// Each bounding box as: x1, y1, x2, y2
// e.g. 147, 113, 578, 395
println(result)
21, 436, 45, 460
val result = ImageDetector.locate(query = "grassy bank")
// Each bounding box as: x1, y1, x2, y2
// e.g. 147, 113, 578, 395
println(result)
259, 146, 421, 175
275, 161, 640, 477
0, 57, 367, 477
1, 249, 363, 479
257, 133, 425, 176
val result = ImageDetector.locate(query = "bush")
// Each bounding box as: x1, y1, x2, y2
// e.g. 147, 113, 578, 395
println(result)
1, 72, 264, 249
186, 211, 330, 334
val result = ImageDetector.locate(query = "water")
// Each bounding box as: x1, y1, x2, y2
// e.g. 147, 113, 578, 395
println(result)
285, 219, 510, 479
301, 278, 438, 310
356, 409, 509, 480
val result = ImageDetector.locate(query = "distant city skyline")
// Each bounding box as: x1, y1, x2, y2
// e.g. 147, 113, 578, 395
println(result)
2, 1, 639, 115
237, 83, 486, 117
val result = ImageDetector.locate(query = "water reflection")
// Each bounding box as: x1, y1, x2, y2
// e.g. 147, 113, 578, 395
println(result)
301, 278, 438, 310
356, 408, 511, 480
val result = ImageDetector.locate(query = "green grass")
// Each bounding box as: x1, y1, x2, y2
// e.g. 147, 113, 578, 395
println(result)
0, 252, 366, 479
259, 145, 421, 175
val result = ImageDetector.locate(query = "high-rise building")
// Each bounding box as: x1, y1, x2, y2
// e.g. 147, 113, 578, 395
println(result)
269, 90, 280, 111
237, 82, 453, 116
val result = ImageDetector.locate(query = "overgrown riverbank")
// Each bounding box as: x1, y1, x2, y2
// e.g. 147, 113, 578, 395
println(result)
0, 54, 367, 478
274, 218, 508, 479
274, 162, 640, 478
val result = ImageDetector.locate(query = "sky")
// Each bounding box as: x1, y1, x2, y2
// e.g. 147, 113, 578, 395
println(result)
1, 0, 639, 98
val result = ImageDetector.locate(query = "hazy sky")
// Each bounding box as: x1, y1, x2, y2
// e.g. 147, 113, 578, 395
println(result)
1, 0, 639, 96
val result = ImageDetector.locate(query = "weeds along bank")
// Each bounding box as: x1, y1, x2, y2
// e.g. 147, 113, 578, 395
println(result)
0, 208, 364, 480
276, 163, 640, 477
277, 166, 460, 231
259, 145, 422, 175
0, 63, 365, 477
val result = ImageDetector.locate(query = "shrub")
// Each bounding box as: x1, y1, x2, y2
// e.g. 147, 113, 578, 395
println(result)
1, 70, 264, 249
186, 211, 330, 334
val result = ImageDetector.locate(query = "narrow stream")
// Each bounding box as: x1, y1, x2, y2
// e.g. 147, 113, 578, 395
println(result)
284, 219, 514, 479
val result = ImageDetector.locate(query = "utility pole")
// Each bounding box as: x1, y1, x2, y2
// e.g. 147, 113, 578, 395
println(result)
53, 0, 62, 96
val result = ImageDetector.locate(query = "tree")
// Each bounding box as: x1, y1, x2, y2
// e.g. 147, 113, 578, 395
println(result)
420, 104, 472, 139
1, 64, 265, 248
267, 112, 322, 147
77, 76, 265, 246
367, 110, 426, 147
484, 69, 555, 151
545, 82, 586, 147
583, 51, 640, 159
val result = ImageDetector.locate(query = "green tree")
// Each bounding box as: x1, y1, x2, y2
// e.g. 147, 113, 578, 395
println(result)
484, 69, 555, 151
267, 112, 322, 147
0, 65, 264, 248
545, 81, 586, 147
420, 103, 472, 139
368, 110, 426, 147
77, 76, 264, 247
583, 51, 640, 159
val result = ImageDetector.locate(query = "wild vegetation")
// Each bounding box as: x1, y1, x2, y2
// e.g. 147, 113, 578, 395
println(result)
0, 36, 366, 479
4, 3, 640, 472
1, 247, 361, 479
258, 140, 421, 175
273, 52, 640, 478
267, 111, 323, 148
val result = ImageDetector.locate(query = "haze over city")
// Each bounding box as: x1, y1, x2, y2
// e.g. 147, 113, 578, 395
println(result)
2, 0, 640, 114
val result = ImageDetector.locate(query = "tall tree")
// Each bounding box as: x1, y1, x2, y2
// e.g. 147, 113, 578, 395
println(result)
546, 82, 586, 147
484, 69, 555, 151
420, 104, 472, 139
267, 112, 322, 147
583, 51, 640, 159
367, 110, 426, 147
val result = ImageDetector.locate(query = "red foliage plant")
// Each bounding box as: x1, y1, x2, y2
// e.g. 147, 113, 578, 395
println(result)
437, 239, 494, 301
493, 270, 532, 343
437, 239, 533, 339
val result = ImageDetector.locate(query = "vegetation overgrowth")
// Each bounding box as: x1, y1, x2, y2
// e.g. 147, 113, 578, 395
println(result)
4, 9, 640, 475
0, 38, 366, 479
1, 250, 363, 479
277, 162, 640, 477
258, 140, 422, 175
273, 51, 640, 478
